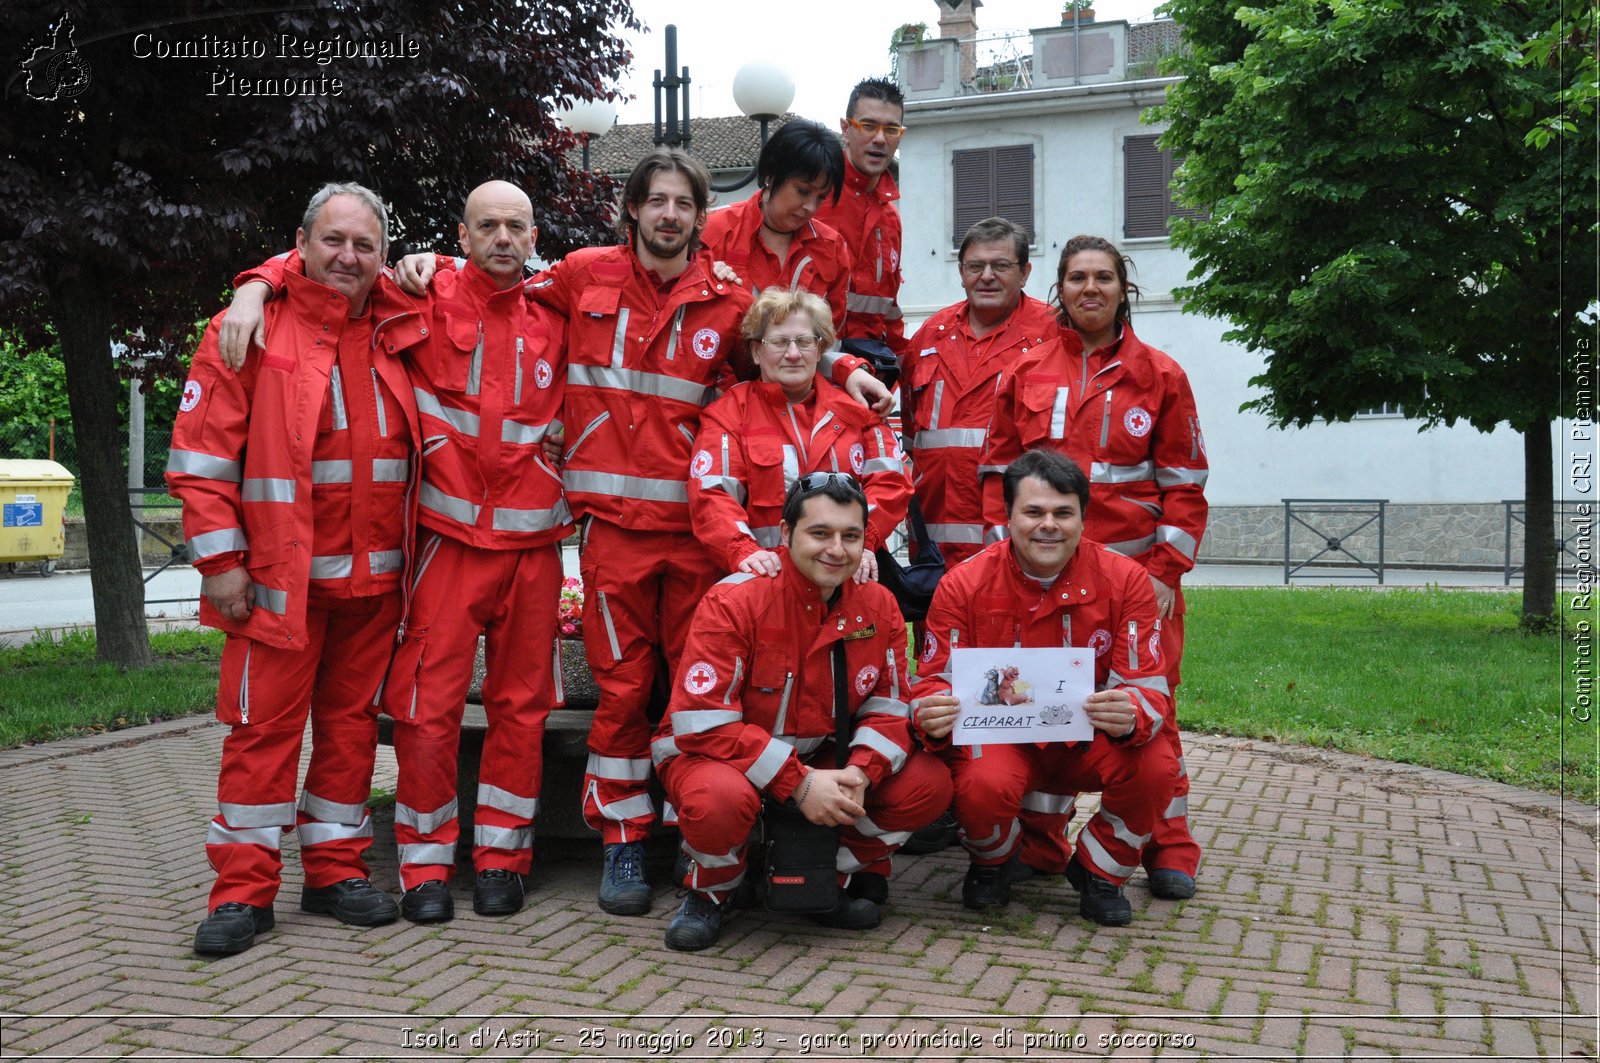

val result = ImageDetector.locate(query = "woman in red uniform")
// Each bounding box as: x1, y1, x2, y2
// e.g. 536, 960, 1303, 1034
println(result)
690, 288, 910, 582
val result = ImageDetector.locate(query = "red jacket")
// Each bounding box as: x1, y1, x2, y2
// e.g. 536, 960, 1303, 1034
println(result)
701, 194, 851, 336
237, 252, 571, 550
651, 561, 916, 800
813, 157, 906, 355
903, 295, 1056, 562
911, 539, 1171, 748
689, 375, 912, 570
168, 267, 425, 648
980, 324, 1209, 595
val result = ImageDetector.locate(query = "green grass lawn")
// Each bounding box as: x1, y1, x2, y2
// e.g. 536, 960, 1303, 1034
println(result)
0, 628, 222, 748
1182, 587, 1594, 805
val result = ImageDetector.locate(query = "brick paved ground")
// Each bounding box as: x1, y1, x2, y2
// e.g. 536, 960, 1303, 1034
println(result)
0, 718, 1593, 1061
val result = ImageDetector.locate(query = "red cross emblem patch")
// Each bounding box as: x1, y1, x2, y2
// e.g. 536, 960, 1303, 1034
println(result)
854, 665, 880, 696
849, 444, 865, 475
179, 380, 202, 412
692, 328, 720, 359
534, 358, 554, 389
920, 631, 937, 663
1123, 406, 1153, 438
684, 661, 718, 695
690, 450, 713, 477
1088, 628, 1112, 658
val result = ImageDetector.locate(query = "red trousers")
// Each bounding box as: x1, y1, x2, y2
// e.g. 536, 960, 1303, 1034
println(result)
1147, 613, 1200, 876
948, 730, 1179, 884
661, 748, 953, 901
206, 593, 400, 909
387, 533, 562, 889
579, 520, 721, 844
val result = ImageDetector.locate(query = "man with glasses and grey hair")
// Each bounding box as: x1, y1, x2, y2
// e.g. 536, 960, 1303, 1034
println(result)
169, 182, 425, 955
652, 473, 951, 951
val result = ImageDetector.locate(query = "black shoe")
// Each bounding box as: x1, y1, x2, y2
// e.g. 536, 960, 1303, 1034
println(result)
1149, 868, 1197, 900
194, 902, 274, 956
664, 891, 723, 952
808, 894, 882, 930
962, 861, 1012, 911
400, 879, 455, 924
900, 810, 959, 855
1006, 858, 1039, 884
1066, 859, 1133, 927
598, 841, 651, 915
300, 878, 399, 926
846, 871, 888, 907
473, 869, 525, 916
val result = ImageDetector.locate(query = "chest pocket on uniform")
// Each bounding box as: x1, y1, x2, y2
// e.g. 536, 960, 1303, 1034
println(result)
745, 435, 791, 507
572, 286, 624, 366
1019, 379, 1062, 447
975, 598, 1017, 647
437, 312, 480, 392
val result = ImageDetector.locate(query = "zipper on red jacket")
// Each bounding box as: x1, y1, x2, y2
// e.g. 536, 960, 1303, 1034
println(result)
1127, 620, 1139, 670
1100, 389, 1114, 448
514, 337, 524, 405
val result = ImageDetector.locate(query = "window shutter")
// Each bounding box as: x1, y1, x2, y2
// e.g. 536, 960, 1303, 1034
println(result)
992, 144, 1034, 244
952, 149, 992, 246
1124, 134, 1166, 238
952, 145, 1035, 247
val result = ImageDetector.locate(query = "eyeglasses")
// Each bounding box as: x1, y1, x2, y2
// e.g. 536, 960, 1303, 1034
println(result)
759, 335, 821, 353
844, 117, 907, 140
792, 471, 861, 494
961, 259, 1020, 277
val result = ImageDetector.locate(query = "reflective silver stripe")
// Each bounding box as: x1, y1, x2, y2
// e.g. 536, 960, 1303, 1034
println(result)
1156, 466, 1209, 488
672, 709, 742, 735
695, 868, 746, 898
395, 798, 459, 836
1091, 460, 1156, 484
650, 735, 680, 765
309, 555, 353, 580
465, 325, 483, 397
514, 337, 524, 404
563, 470, 688, 504
837, 847, 871, 875
1105, 534, 1157, 557
206, 821, 281, 849
778, 735, 828, 756
851, 813, 912, 848
986, 526, 1011, 544
420, 482, 482, 524
1049, 387, 1069, 439
586, 754, 652, 782
373, 459, 408, 482
218, 801, 295, 828
329, 366, 348, 430
311, 460, 352, 484
697, 475, 748, 504
242, 478, 295, 503
594, 791, 655, 822
725, 656, 746, 708
850, 727, 906, 771
682, 841, 742, 869
1020, 791, 1074, 815
610, 307, 630, 366
1176, 755, 1188, 779
413, 387, 481, 436
563, 411, 610, 464
930, 381, 945, 430
861, 457, 902, 475
492, 499, 572, 533
597, 589, 623, 662
1097, 807, 1153, 850
568, 363, 714, 404
298, 817, 373, 846
745, 736, 792, 790
1078, 827, 1139, 878
856, 696, 910, 719
963, 819, 1021, 861
1156, 525, 1199, 561
398, 842, 456, 866
475, 824, 532, 851
1163, 794, 1189, 819
664, 305, 686, 361
846, 292, 897, 315
772, 670, 793, 731
253, 584, 288, 614
188, 527, 248, 559
1108, 671, 1172, 696
371, 368, 389, 437
1100, 388, 1114, 447
167, 449, 242, 481
751, 525, 783, 548
926, 523, 985, 545
369, 550, 402, 575
781, 445, 800, 488
914, 428, 987, 450
239, 643, 251, 724
789, 255, 814, 291
501, 418, 551, 445
299, 791, 365, 825
976, 463, 1009, 476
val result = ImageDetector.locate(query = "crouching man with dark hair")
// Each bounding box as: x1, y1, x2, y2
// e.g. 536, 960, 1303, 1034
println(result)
652, 473, 952, 951
912, 449, 1179, 926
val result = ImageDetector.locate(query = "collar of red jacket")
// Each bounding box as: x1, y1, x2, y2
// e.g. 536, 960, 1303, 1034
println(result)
1055, 321, 1153, 389
273, 249, 421, 327
776, 546, 875, 631
1001, 536, 1106, 611
842, 154, 899, 205
454, 255, 525, 305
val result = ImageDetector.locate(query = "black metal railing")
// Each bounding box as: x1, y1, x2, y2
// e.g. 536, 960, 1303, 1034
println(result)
1282, 498, 1388, 584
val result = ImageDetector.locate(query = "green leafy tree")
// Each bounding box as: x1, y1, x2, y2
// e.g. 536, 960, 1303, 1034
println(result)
1155, 0, 1594, 628
1, 1, 636, 666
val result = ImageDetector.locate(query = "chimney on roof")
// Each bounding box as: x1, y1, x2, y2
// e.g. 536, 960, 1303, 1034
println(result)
935, 0, 981, 87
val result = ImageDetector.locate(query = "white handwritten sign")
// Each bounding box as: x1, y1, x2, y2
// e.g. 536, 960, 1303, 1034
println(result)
949, 646, 1094, 745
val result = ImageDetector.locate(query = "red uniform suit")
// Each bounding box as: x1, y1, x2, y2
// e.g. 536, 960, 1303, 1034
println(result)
653, 564, 952, 901
701, 194, 852, 337
813, 158, 906, 356
688, 374, 912, 572
979, 323, 1208, 876
168, 265, 424, 909
902, 294, 1056, 565
912, 539, 1179, 884
529, 246, 869, 844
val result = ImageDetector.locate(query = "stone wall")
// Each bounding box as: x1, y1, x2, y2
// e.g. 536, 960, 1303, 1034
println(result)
61, 518, 186, 569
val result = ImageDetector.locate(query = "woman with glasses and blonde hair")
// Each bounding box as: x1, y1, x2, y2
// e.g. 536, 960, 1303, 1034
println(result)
689, 288, 911, 583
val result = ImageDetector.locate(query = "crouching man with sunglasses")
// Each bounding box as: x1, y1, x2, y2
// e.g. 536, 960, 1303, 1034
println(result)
651, 473, 952, 951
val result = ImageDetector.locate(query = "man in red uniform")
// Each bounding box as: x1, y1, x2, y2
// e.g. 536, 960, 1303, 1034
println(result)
914, 449, 1178, 926
221, 181, 571, 924
170, 183, 424, 955
814, 77, 910, 376
905, 217, 1057, 566
518, 150, 888, 915
654, 473, 952, 950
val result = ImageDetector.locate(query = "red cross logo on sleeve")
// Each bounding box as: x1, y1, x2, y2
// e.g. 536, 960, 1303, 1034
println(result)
684, 660, 718, 695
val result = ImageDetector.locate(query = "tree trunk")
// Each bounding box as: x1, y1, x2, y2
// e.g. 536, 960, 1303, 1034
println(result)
1521, 419, 1556, 630
48, 279, 153, 668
